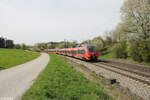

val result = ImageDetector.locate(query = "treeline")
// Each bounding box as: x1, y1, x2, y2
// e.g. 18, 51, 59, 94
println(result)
14, 43, 27, 50
35, 0, 150, 63
0, 37, 14, 48
0, 36, 28, 50
80, 0, 150, 63
35, 41, 78, 50
112, 0, 150, 63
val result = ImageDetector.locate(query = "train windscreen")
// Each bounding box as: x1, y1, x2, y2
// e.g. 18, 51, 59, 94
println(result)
87, 46, 96, 52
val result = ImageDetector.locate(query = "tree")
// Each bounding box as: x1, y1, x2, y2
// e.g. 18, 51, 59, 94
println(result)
114, 24, 127, 41
115, 0, 150, 62
105, 36, 112, 45
104, 30, 117, 42
120, 0, 150, 39
81, 40, 91, 45
21, 43, 27, 50
0, 37, 5, 48
5, 40, 14, 48
70, 41, 78, 47
91, 36, 105, 55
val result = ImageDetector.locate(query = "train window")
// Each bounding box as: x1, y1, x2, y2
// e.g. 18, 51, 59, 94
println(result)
87, 46, 96, 52
81, 50, 85, 54
75, 51, 77, 54
76, 50, 78, 54
79, 50, 82, 54
78, 50, 80, 54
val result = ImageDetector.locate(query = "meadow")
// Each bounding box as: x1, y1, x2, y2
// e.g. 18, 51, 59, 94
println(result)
22, 54, 112, 100
0, 48, 40, 70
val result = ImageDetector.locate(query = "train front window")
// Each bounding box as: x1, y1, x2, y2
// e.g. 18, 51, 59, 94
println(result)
87, 46, 96, 52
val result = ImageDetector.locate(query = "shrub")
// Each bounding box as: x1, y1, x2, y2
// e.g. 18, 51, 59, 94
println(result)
128, 40, 142, 62
140, 40, 150, 62
14, 44, 21, 49
128, 38, 150, 63
114, 40, 128, 58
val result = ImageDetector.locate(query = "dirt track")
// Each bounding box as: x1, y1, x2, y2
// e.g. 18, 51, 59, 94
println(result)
0, 53, 49, 100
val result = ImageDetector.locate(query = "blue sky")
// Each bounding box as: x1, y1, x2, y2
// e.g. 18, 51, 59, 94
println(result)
0, 0, 123, 45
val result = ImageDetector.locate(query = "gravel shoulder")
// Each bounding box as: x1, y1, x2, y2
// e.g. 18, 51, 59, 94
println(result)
0, 53, 49, 100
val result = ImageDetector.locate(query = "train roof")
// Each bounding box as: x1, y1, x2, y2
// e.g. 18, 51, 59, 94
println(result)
44, 45, 96, 51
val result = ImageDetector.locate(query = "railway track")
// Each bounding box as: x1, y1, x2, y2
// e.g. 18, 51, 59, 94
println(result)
66, 56, 150, 100
91, 62, 150, 85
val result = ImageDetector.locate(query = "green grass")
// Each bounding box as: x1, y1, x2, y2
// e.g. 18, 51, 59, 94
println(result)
0, 48, 40, 70
100, 51, 115, 60
22, 54, 112, 100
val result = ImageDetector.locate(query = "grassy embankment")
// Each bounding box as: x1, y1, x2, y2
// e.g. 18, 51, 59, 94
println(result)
0, 48, 40, 70
22, 54, 112, 100
100, 44, 150, 66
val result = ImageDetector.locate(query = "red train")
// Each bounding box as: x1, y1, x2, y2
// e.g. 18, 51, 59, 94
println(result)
44, 45, 99, 61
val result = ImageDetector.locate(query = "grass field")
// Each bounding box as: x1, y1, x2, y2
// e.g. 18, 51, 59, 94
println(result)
100, 51, 115, 60
22, 54, 112, 100
0, 48, 40, 70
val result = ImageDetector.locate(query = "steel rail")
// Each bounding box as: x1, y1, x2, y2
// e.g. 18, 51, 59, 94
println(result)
91, 63, 150, 85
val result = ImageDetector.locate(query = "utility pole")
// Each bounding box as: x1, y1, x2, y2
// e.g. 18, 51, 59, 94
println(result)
64, 39, 66, 55
64, 39, 66, 48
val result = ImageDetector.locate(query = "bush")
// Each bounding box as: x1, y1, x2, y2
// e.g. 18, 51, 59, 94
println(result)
14, 44, 21, 49
128, 40, 142, 62
128, 38, 150, 63
140, 40, 150, 62
114, 40, 128, 58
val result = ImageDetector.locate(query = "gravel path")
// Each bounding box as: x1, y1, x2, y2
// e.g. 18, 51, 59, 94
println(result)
0, 53, 49, 100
